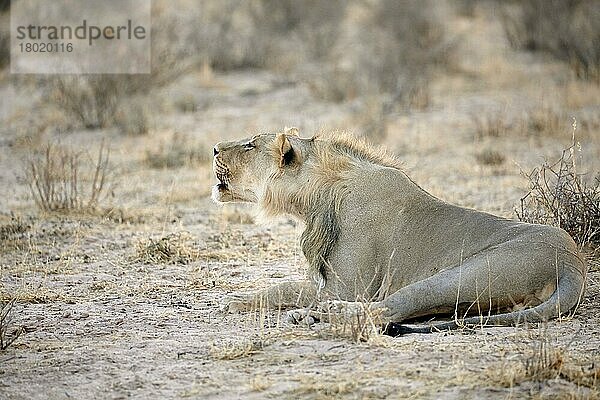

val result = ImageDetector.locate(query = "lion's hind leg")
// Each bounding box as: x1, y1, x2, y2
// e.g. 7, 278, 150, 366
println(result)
380, 244, 561, 326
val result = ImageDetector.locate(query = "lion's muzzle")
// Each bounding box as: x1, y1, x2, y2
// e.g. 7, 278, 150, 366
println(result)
212, 154, 234, 203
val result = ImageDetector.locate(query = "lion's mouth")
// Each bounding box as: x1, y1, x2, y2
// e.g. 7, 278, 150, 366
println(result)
212, 157, 234, 202
216, 173, 230, 189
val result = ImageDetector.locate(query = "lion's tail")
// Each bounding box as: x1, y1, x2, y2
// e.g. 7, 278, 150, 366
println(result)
384, 262, 587, 336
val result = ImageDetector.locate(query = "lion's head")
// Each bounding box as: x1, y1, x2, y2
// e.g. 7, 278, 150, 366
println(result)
211, 127, 305, 204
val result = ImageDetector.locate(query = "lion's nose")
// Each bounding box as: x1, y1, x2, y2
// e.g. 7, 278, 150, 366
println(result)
213, 146, 219, 157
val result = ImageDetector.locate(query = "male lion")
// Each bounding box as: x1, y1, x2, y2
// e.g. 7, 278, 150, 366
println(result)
212, 128, 587, 333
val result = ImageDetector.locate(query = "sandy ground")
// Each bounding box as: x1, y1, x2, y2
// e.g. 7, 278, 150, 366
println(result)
1, 6, 600, 400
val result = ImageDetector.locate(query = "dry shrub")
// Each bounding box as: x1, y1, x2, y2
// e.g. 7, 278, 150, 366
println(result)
0, 6, 7, 70
134, 232, 199, 264
1, 286, 64, 305
250, 0, 346, 62
155, 0, 452, 114
187, 266, 233, 290
48, 76, 123, 130
516, 138, 600, 248
168, 0, 346, 71
476, 149, 506, 166
0, 299, 23, 351
249, 376, 272, 392
41, 4, 193, 131
310, 0, 453, 107
25, 142, 111, 212
501, 0, 600, 82
47, 76, 161, 132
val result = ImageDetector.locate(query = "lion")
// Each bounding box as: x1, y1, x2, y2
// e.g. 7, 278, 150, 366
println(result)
211, 127, 587, 333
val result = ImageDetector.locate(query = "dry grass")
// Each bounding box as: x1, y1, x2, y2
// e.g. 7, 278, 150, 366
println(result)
218, 206, 255, 225
1, 284, 67, 305
516, 136, 600, 248
292, 375, 358, 398
525, 107, 567, 137
350, 96, 388, 142
501, 0, 600, 82
24, 142, 111, 213
249, 376, 272, 392
472, 112, 511, 139
325, 305, 385, 344
187, 266, 234, 290
0, 215, 32, 253
473, 108, 598, 139
490, 328, 600, 393
134, 232, 199, 264
0, 299, 23, 351
171, 0, 345, 71
209, 336, 267, 360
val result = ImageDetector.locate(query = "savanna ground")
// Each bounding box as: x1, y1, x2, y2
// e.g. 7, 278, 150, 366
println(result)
1, 1, 600, 399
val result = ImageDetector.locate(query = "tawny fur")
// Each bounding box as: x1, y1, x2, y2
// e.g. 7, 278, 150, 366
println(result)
212, 129, 587, 332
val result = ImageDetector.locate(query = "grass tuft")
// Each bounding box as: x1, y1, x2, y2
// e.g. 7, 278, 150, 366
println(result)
134, 232, 199, 264
490, 327, 600, 391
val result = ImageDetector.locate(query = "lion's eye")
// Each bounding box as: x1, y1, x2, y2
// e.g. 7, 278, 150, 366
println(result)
243, 142, 256, 150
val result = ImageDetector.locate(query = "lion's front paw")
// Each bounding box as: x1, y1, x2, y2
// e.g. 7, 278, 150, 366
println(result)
321, 300, 358, 314
318, 300, 388, 324
286, 308, 319, 326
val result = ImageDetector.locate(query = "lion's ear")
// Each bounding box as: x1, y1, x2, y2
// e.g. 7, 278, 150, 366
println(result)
275, 133, 295, 167
284, 126, 299, 136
